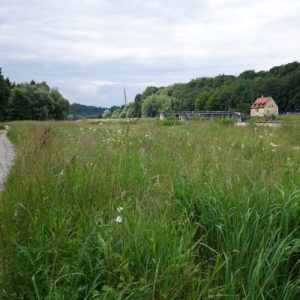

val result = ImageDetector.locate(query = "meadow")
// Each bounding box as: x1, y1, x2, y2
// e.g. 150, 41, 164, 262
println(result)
0, 119, 299, 299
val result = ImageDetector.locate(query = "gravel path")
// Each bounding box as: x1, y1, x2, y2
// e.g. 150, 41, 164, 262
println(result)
0, 130, 14, 191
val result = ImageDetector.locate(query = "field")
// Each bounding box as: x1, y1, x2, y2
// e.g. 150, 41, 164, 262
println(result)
0, 120, 300, 299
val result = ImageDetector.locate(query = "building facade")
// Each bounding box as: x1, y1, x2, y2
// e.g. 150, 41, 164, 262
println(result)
250, 97, 278, 117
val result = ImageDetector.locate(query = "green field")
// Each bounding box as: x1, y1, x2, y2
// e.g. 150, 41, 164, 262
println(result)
0, 120, 300, 299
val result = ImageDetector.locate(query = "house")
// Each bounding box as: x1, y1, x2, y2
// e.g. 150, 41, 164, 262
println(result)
250, 96, 278, 117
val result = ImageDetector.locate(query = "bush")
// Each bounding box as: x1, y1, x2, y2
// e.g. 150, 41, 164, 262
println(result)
155, 119, 182, 126
214, 117, 236, 125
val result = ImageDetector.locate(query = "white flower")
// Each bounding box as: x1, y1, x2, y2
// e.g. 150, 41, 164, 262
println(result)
259, 135, 263, 139
270, 142, 278, 148
241, 144, 245, 149
58, 170, 64, 176
293, 146, 300, 150
117, 207, 123, 213
116, 216, 123, 223
272, 148, 276, 152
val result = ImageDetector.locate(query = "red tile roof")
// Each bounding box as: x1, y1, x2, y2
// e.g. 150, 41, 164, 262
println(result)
251, 97, 273, 109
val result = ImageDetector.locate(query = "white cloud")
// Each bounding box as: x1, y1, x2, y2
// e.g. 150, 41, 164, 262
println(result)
0, 0, 299, 106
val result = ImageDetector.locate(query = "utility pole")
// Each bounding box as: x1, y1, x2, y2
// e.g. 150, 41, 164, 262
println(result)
123, 87, 127, 106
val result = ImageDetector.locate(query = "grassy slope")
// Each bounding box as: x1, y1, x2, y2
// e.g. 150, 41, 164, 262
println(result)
0, 120, 300, 299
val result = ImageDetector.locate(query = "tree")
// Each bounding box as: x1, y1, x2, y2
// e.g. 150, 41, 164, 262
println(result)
109, 62, 300, 115
0, 69, 11, 120
111, 108, 121, 118
133, 94, 142, 117
141, 86, 160, 99
102, 109, 112, 118
49, 89, 70, 119
8, 87, 32, 120
195, 90, 211, 110
141, 94, 172, 117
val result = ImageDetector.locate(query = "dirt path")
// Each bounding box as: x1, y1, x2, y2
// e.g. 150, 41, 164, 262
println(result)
0, 129, 14, 191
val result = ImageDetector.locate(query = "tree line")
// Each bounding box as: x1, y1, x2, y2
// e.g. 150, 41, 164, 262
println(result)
103, 62, 300, 118
69, 103, 106, 120
0, 69, 70, 121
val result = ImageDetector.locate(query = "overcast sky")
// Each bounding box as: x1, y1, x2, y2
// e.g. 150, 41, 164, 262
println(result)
1, 0, 300, 107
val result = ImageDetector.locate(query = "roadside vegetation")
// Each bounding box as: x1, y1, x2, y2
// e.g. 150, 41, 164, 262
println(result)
0, 120, 300, 299
0, 70, 69, 121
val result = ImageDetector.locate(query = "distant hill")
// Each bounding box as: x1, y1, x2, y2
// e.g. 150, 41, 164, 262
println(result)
69, 103, 107, 119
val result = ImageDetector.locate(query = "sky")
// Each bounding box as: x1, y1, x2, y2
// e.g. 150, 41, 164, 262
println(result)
1, 0, 300, 107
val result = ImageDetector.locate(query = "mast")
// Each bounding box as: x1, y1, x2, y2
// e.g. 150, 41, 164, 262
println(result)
123, 87, 127, 106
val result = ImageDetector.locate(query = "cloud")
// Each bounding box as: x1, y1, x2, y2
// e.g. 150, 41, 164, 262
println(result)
0, 0, 299, 106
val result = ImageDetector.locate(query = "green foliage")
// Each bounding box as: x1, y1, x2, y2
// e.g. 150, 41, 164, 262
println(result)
137, 62, 300, 117
214, 117, 236, 125
248, 115, 279, 123
8, 87, 32, 120
102, 109, 112, 119
195, 89, 211, 110
1, 121, 299, 298
141, 94, 174, 117
0, 69, 11, 121
0, 70, 70, 120
111, 108, 121, 118
119, 110, 126, 118
155, 119, 182, 126
70, 103, 106, 119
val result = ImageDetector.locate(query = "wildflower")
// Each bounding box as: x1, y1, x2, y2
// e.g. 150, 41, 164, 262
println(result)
241, 144, 245, 149
117, 207, 123, 213
259, 135, 263, 139
270, 142, 278, 148
116, 216, 123, 223
58, 170, 64, 176
293, 146, 300, 150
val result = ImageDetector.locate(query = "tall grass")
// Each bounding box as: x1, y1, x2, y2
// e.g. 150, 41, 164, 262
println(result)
0, 121, 299, 299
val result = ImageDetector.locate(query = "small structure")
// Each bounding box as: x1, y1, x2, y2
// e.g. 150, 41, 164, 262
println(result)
250, 96, 278, 117
160, 111, 242, 122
